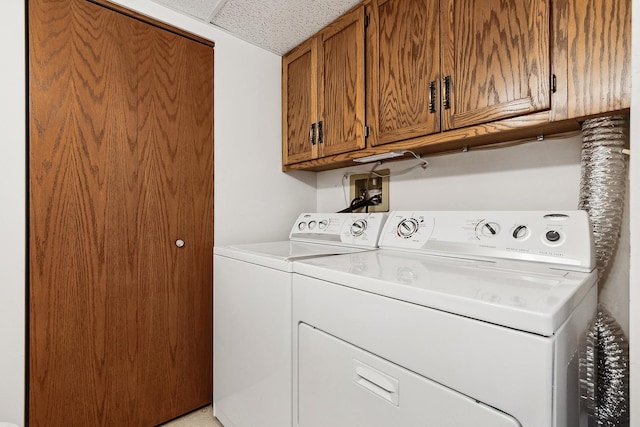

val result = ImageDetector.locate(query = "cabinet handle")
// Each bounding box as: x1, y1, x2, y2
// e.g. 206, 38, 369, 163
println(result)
317, 121, 323, 144
442, 76, 451, 110
310, 123, 317, 145
428, 81, 437, 113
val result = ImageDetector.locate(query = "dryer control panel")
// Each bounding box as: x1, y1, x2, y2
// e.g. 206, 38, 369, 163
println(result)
380, 211, 595, 271
290, 212, 388, 248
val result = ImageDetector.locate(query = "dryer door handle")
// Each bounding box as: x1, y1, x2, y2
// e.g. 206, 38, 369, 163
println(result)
353, 360, 399, 406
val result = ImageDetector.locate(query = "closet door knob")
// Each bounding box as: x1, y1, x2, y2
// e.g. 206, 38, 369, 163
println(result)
175, 239, 185, 248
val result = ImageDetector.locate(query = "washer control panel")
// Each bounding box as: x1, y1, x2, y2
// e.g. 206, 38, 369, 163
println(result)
380, 211, 595, 271
290, 212, 388, 248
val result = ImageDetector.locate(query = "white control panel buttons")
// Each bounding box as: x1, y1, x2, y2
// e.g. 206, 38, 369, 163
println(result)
379, 211, 595, 271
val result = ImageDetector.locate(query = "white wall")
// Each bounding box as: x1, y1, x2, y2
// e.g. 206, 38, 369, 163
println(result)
317, 133, 630, 333
0, 2, 26, 425
107, 0, 317, 246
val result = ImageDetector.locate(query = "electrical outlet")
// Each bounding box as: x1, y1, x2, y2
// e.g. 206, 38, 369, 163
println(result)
349, 169, 389, 212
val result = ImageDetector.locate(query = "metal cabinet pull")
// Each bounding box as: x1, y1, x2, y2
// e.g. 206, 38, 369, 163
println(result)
317, 121, 323, 144
428, 81, 437, 113
175, 239, 185, 248
442, 76, 451, 110
310, 123, 317, 145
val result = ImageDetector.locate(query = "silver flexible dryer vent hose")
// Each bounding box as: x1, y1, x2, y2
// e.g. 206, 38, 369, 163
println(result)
578, 115, 629, 426
578, 116, 628, 280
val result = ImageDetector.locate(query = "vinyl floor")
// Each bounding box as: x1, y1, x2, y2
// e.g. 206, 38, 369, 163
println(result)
160, 405, 222, 427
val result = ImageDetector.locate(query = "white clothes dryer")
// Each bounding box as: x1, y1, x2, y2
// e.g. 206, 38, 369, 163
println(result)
292, 211, 597, 427
213, 212, 387, 427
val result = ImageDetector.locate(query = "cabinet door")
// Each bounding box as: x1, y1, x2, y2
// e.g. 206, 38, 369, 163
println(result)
318, 6, 366, 157
440, 0, 551, 130
368, 0, 441, 147
283, 38, 318, 165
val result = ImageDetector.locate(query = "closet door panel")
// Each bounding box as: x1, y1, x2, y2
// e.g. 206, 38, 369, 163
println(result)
135, 22, 214, 426
29, 0, 139, 425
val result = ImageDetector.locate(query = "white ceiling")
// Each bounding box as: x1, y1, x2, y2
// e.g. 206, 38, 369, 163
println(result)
149, 0, 361, 55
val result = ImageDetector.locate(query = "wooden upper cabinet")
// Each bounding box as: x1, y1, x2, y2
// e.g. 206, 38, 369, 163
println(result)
440, 0, 551, 130
318, 7, 366, 157
367, 0, 441, 147
282, 5, 365, 165
283, 38, 318, 164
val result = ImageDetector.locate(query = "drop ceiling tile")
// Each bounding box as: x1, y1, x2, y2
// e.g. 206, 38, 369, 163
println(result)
151, 0, 221, 20
211, 0, 361, 54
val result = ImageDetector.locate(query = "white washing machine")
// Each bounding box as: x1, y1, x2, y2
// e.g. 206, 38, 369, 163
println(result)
213, 212, 387, 427
292, 211, 597, 427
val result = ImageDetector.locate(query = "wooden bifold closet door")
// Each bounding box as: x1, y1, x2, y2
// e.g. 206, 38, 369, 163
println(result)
28, 0, 214, 425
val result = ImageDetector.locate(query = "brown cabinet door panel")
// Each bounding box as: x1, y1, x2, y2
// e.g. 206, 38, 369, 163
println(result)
282, 38, 318, 165
318, 7, 366, 157
441, 0, 551, 130
369, 0, 441, 146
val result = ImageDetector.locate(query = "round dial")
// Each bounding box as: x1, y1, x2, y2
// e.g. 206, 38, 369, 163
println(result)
545, 230, 561, 242
297, 222, 306, 231
350, 219, 368, 237
397, 218, 420, 239
512, 225, 528, 240
479, 221, 500, 238
308, 220, 317, 230
318, 219, 329, 230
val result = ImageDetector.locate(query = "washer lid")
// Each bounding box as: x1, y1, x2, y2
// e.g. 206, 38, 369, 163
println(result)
293, 249, 597, 336
215, 241, 372, 272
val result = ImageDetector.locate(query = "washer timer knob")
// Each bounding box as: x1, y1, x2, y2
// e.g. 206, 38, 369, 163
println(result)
397, 218, 420, 239
512, 225, 528, 240
350, 219, 368, 237
546, 230, 561, 242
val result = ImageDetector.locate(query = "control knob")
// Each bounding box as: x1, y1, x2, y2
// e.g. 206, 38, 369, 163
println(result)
318, 219, 329, 230
546, 230, 561, 242
397, 218, 420, 239
512, 225, 528, 240
350, 219, 368, 237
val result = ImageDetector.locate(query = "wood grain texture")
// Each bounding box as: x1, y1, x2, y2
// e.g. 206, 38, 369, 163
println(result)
566, 0, 631, 118
440, 0, 551, 130
370, 0, 440, 146
29, 0, 213, 425
282, 38, 317, 165
135, 19, 213, 426
318, 6, 366, 157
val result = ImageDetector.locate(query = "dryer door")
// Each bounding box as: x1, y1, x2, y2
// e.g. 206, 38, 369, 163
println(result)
298, 324, 521, 427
